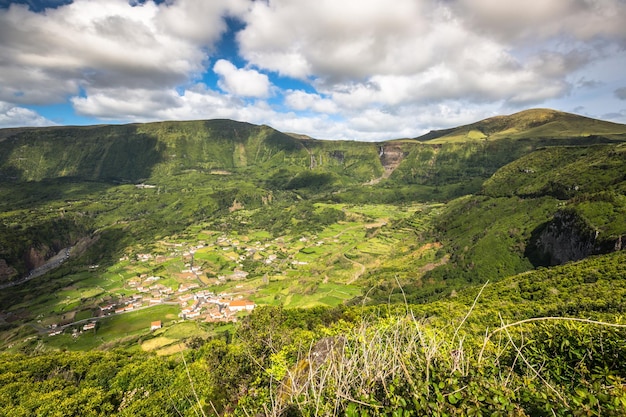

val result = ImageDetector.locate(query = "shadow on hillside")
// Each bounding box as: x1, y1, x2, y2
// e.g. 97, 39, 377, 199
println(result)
0, 226, 132, 313
524, 221, 552, 267
0, 124, 165, 184
0, 125, 167, 293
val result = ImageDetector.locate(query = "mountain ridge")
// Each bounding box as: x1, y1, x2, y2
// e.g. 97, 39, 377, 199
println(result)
415, 108, 626, 143
3, 108, 626, 145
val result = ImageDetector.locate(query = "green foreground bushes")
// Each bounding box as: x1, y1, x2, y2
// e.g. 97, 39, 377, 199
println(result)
2, 305, 625, 416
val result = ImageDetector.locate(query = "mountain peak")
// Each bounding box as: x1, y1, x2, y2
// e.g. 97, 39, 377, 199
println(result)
416, 108, 626, 143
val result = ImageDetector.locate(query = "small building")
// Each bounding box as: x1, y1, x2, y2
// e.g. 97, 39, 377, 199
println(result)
227, 300, 256, 312
83, 322, 96, 331
150, 320, 162, 331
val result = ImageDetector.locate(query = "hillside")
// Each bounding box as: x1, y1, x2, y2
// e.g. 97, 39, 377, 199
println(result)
416, 108, 626, 143
1, 251, 625, 416
0, 109, 625, 415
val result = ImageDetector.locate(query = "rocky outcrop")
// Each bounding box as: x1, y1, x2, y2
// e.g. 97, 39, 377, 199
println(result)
23, 246, 51, 271
378, 144, 406, 177
0, 259, 17, 282
526, 210, 622, 266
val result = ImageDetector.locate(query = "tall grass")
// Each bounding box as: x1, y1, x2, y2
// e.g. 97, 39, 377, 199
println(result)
249, 295, 626, 416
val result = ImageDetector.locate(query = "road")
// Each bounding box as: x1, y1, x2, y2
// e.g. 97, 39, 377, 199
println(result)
0, 247, 72, 289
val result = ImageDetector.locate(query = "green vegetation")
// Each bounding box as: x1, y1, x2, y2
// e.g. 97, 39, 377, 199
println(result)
1, 251, 625, 415
0, 109, 626, 415
417, 108, 626, 143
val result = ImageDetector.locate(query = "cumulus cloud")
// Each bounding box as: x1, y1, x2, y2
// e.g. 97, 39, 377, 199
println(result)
0, 101, 55, 128
1, 0, 625, 140
0, 0, 244, 105
454, 0, 626, 45
284, 91, 337, 114
71, 87, 183, 121
70, 83, 279, 126
238, 0, 607, 113
155, 0, 248, 44
238, 0, 432, 80
213, 60, 271, 98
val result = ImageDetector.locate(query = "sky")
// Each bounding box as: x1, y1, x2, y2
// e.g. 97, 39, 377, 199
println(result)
1, 0, 626, 141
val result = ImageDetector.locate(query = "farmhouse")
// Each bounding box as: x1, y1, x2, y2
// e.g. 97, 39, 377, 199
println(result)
83, 322, 96, 331
150, 321, 162, 331
227, 300, 256, 312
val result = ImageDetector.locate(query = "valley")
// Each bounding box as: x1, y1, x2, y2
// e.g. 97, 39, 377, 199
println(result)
2, 199, 443, 353
1, 109, 626, 415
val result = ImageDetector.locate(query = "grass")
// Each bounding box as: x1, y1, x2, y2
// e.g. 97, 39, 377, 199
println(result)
162, 321, 211, 339
42, 305, 180, 351
254, 281, 361, 308
257, 272, 626, 416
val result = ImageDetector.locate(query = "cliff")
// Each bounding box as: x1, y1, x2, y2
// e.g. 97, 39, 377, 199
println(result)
526, 209, 623, 266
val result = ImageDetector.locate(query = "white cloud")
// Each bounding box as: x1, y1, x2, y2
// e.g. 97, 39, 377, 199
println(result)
70, 83, 279, 127
0, 0, 625, 140
454, 0, 626, 45
155, 0, 248, 44
0, 0, 242, 104
0, 101, 56, 128
71, 87, 182, 121
238, 0, 602, 113
213, 60, 271, 98
284, 91, 337, 114
238, 0, 432, 79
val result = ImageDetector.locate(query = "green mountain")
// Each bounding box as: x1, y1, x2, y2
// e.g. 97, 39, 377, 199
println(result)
1, 109, 626, 415
416, 108, 626, 143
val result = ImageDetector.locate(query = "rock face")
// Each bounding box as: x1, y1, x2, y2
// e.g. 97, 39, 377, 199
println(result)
0, 259, 17, 282
526, 210, 622, 266
378, 144, 406, 177
24, 246, 50, 271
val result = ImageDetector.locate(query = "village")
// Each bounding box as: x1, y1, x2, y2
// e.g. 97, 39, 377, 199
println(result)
41, 202, 391, 340
46, 231, 322, 337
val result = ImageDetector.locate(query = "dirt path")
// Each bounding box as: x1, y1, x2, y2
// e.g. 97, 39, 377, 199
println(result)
344, 254, 366, 284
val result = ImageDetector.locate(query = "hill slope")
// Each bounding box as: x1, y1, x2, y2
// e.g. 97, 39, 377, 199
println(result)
416, 108, 626, 143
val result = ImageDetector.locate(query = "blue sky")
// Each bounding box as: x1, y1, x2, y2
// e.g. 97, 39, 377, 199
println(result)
1, 0, 626, 140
